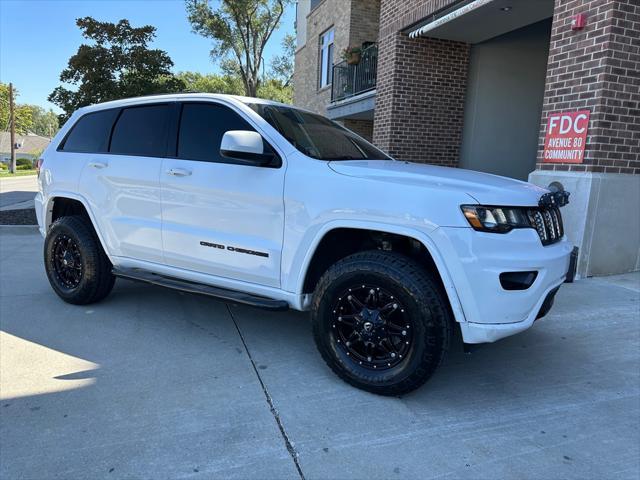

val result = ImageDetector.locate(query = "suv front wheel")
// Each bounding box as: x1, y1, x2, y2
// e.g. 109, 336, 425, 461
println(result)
44, 216, 115, 305
311, 251, 452, 396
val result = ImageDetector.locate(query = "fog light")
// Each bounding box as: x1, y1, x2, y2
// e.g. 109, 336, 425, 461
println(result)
500, 271, 538, 290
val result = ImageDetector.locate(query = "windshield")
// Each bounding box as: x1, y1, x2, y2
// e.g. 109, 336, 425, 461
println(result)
247, 103, 391, 161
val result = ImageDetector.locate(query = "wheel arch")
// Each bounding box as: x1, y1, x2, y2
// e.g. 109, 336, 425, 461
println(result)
295, 221, 467, 324
44, 192, 112, 261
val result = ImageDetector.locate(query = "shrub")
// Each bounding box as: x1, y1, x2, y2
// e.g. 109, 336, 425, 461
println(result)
16, 158, 34, 168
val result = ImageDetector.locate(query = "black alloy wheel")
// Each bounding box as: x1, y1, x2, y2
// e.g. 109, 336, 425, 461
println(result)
331, 284, 413, 370
51, 234, 83, 290
44, 215, 115, 305
311, 250, 452, 396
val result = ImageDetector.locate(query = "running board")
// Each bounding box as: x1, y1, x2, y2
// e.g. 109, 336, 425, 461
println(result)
112, 268, 289, 311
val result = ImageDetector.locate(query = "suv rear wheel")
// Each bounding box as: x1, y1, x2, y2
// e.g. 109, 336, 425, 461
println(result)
44, 216, 115, 305
311, 251, 451, 396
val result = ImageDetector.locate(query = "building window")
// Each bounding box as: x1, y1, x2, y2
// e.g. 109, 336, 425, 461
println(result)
319, 28, 334, 89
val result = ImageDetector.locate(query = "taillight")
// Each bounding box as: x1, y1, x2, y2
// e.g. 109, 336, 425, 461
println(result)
36, 158, 44, 175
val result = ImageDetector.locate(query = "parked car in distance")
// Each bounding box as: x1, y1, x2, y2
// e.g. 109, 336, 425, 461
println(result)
36, 94, 573, 395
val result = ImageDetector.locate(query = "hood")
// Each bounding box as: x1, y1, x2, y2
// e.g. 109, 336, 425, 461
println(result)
328, 160, 548, 206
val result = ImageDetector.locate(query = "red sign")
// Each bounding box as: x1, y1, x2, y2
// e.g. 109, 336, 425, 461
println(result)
543, 110, 590, 163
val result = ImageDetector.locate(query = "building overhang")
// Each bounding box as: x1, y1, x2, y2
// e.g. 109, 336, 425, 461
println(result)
408, 0, 553, 44
326, 90, 376, 121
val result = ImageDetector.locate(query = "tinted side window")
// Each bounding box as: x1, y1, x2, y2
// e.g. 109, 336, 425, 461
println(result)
110, 104, 169, 157
61, 109, 119, 153
177, 103, 259, 163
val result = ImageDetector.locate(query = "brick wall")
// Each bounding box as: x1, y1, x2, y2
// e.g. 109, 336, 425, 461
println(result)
349, 0, 382, 47
293, 0, 381, 115
373, 32, 469, 165
379, 0, 458, 38
537, 0, 640, 174
343, 119, 374, 141
373, 0, 469, 165
298, 0, 638, 172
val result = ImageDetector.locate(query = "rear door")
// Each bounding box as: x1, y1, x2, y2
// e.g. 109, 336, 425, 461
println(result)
160, 101, 285, 287
78, 103, 170, 263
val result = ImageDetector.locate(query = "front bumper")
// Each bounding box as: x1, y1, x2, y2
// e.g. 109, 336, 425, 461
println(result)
459, 283, 562, 343
435, 227, 573, 343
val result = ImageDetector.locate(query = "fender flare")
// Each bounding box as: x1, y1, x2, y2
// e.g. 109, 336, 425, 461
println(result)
43, 190, 113, 261
293, 220, 467, 324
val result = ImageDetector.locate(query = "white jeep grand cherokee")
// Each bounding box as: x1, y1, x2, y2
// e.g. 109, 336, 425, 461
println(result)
36, 94, 573, 395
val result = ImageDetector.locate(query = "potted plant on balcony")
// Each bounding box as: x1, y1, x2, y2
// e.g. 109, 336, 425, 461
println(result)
342, 46, 362, 65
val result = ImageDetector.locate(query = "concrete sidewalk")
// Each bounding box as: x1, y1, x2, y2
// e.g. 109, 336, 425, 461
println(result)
1, 227, 639, 479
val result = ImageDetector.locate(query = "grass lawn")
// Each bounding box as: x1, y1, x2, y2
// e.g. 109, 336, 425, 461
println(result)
0, 170, 37, 178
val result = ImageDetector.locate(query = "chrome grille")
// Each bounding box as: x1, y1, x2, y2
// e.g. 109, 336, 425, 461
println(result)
529, 207, 564, 245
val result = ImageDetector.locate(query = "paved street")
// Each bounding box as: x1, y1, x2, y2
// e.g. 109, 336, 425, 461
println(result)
1, 227, 639, 479
0, 175, 38, 211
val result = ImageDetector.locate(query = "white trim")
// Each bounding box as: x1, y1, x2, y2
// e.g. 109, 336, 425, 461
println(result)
409, 0, 495, 38
319, 28, 335, 88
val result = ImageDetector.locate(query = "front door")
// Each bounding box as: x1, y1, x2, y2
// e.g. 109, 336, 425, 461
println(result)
160, 102, 285, 288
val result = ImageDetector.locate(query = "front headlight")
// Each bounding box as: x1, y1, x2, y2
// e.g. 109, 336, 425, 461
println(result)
461, 205, 531, 233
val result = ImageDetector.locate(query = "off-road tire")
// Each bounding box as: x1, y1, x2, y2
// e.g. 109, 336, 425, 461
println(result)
311, 251, 452, 396
44, 215, 115, 305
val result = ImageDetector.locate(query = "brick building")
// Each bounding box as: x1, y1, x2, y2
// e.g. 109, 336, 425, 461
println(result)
294, 0, 639, 277
294, 0, 382, 139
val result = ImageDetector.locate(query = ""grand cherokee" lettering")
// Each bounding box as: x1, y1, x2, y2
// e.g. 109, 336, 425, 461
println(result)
199, 241, 269, 258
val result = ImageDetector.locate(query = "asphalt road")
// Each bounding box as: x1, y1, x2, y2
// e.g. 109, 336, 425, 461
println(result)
0, 175, 38, 211
1, 227, 639, 479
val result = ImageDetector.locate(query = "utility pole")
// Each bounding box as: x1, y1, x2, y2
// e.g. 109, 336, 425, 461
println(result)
9, 83, 16, 174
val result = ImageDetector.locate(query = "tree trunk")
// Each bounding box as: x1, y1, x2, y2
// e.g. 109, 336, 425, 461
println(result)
245, 76, 258, 97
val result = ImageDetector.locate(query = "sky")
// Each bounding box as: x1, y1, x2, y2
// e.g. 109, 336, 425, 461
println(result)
0, 0, 296, 113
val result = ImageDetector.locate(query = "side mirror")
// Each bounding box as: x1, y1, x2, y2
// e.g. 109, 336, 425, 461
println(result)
220, 130, 275, 166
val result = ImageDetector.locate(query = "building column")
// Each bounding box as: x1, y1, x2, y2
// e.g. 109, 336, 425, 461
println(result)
529, 0, 640, 277
373, 32, 470, 166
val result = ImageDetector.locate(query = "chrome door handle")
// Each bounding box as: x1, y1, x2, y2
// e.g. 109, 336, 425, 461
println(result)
167, 168, 192, 177
88, 161, 108, 169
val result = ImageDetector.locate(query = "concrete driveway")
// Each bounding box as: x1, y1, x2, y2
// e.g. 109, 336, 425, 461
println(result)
1, 227, 639, 479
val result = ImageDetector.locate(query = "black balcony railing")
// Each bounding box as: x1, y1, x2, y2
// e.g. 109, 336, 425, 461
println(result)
331, 43, 378, 103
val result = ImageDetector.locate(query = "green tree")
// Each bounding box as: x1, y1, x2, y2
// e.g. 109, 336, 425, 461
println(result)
27, 105, 60, 137
13, 105, 34, 135
177, 71, 292, 103
0, 83, 35, 135
48, 17, 185, 122
176, 71, 244, 95
270, 33, 294, 87
186, 0, 291, 97
0, 83, 8, 132
257, 78, 292, 103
